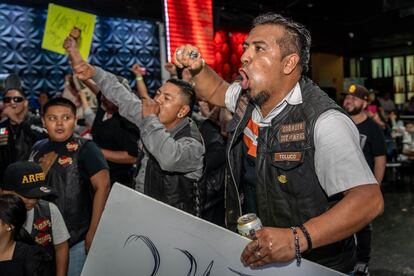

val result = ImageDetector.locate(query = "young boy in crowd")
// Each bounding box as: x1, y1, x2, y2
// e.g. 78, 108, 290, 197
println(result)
28, 97, 110, 276
0, 161, 70, 276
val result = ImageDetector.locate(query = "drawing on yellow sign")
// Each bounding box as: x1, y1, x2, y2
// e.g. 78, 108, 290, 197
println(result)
42, 4, 96, 60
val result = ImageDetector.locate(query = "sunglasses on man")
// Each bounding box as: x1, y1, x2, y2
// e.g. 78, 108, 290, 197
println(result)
3, 96, 24, 103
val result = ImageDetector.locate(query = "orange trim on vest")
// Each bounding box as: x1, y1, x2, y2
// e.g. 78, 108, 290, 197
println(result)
243, 118, 259, 158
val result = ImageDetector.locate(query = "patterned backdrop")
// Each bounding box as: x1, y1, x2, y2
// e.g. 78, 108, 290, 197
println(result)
0, 3, 161, 106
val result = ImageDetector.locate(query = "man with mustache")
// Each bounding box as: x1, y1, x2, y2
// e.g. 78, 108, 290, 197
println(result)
174, 13, 383, 273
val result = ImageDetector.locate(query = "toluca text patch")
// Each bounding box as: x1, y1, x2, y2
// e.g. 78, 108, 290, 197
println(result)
274, 152, 302, 162
279, 122, 306, 143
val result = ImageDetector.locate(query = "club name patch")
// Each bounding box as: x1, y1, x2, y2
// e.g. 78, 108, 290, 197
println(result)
58, 156, 73, 167
66, 141, 79, 151
274, 152, 302, 162
279, 122, 306, 143
35, 233, 52, 246
34, 218, 51, 231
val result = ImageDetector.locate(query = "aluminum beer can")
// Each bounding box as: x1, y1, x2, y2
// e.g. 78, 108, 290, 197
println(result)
237, 213, 263, 239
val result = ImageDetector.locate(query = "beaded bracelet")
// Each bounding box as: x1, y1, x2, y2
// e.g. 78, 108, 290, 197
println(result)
298, 224, 312, 252
290, 226, 301, 266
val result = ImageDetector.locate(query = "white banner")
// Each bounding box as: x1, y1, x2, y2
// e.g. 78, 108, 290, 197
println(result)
82, 183, 345, 276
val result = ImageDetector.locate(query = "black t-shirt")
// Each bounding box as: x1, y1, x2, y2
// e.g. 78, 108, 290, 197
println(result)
241, 142, 257, 214
91, 94, 140, 184
0, 242, 53, 276
356, 117, 387, 171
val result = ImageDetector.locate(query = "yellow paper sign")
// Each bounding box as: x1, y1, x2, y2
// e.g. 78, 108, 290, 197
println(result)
42, 4, 96, 60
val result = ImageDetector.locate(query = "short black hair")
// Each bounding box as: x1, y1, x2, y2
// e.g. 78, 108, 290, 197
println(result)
0, 194, 29, 242
4, 88, 26, 98
43, 97, 77, 116
252, 13, 311, 74
166, 78, 196, 116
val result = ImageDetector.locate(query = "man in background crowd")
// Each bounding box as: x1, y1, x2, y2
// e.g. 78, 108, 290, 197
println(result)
343, 84, 386, 275
0, 88, 47, 183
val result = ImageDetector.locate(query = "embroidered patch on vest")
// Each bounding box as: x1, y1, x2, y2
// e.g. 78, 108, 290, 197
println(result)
0, 127, 8, 135
280, 122, 305, 134
279, 132, 305, 143
33, 217, 51, 231
35, 232, 52, 246
66, 141, 79, 151
274, 152, 302, 162
277, 175, 288, 184
58, 156, 73, 167
0, 128, 8, 146
279, 122, 306, 143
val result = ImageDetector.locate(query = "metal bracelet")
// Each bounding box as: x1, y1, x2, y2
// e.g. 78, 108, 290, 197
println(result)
290, 226, 301, 267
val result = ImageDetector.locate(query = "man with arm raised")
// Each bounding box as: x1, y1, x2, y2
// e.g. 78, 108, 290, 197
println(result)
174, 13, 383, 273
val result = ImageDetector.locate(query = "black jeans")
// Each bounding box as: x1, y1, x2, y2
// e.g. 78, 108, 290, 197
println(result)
355, 223, 373, 263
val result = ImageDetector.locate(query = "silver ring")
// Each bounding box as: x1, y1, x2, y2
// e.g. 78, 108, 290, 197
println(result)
255, 250, 261, 257
188, 50, 199, 59
176, 49, 183, 56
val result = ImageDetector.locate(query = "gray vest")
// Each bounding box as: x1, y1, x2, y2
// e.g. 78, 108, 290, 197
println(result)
144, 119, 203, 216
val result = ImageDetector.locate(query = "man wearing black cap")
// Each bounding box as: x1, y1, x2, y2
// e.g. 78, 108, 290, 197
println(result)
343, 84, 386, 276
0, 161, 70, 276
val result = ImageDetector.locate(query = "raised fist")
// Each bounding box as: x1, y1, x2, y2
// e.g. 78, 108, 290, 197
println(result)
173, 44, 205, 76
63, 36, 77, 53
132, 64, 146, 76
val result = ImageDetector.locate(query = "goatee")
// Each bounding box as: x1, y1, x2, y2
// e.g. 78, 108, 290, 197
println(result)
248, 90, 270, 107
346, 106, 363, 116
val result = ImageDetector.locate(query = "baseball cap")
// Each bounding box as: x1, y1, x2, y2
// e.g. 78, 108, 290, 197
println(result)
1, 161, 55, 198
342, 84, 369, 101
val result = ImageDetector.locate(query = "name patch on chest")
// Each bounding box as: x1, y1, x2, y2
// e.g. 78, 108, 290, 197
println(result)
274, 152, 302, 162
279, 122, 306, 143
58, 156, 73, 167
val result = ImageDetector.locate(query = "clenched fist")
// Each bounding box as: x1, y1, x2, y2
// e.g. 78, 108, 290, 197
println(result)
173, 44, 205, 76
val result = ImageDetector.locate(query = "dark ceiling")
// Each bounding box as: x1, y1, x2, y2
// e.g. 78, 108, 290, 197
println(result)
5, 0, 414, 57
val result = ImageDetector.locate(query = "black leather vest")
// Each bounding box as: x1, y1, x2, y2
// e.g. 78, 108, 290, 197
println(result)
225, 78, 356, 273
32, 200, 56, 274
31, 137, 92, 247
144, 119, 203, 216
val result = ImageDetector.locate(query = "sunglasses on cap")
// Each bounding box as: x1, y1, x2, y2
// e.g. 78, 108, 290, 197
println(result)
3, 96, 24, 103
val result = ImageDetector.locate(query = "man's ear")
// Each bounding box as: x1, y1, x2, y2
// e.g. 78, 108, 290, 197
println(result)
283, 53, 300, 75
42, 117, 46, 128
177, 105, 191, 118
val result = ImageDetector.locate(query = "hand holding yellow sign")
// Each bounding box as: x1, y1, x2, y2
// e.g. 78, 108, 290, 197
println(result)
42, 4, 96, 60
